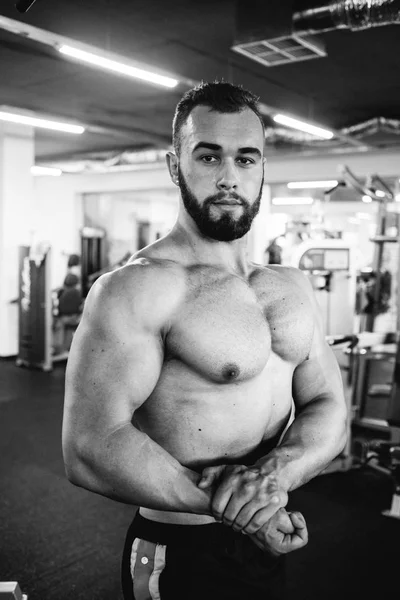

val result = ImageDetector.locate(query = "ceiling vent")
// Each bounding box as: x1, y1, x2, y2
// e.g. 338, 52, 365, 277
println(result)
233, 33, 326, 67
233, 0, 400, 67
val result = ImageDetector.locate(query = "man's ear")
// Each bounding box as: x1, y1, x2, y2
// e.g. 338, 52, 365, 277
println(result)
166, 151, 179, 186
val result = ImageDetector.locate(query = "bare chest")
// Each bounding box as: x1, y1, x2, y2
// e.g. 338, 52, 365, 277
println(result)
165, 266, 314, 383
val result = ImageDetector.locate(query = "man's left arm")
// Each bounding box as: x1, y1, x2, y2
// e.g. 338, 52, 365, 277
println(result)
255, 268, 348, 492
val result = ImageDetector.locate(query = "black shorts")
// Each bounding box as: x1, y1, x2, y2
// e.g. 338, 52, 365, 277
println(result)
121, 512, 286, 600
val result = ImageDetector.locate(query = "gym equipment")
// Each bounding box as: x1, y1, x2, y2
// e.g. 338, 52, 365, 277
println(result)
290, 239, 356, 336
382, 446, 400, 519
81, 227, 105, 298
341, 166, 400, 516
0, 581, 27, 599
16, 244, 52, 371
352, 357, 400, 518
339, 165, 398, 333
16, 244, 82, 370
321, 334, 359, 474
351, 340, 396, 432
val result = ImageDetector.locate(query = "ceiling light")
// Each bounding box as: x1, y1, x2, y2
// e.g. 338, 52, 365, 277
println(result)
59, 45, 179, 88
362, 195, 372, 203
272, 197, 314, 206
287, 180, 338, 189
0, 110, 84, 134
375, 190, 385, 198
273, 114, 334, 139
31, 166, 62, 176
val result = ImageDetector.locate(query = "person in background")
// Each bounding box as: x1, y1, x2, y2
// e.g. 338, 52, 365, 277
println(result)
53, 273, 83, 355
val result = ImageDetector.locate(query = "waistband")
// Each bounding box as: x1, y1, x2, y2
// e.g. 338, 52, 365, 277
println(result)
131, 512, 238, 547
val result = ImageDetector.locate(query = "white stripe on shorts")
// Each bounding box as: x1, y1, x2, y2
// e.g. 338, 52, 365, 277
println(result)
148, 544, 167, 600
130, 538, 167, 600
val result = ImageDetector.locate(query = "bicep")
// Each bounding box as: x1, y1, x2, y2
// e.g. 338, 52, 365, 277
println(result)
291, 273, 344, 408
63, 279, 164, 448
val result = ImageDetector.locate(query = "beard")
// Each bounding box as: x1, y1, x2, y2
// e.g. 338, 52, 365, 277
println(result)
177, 167, 263, 242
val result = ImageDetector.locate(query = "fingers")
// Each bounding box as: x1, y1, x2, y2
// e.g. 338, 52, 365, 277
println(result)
289, 511, 308, 545
210, 465, 247, 520
239, 491, 288, 535
270, 507, 295, 534
197, 465, 225, 489
212, 466, 288, 529
289, 511, 306, 529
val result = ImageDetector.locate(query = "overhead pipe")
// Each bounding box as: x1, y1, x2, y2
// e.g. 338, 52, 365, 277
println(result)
342, 117, 400, 137
293, 0, 400, 34
15, 0, 38, 13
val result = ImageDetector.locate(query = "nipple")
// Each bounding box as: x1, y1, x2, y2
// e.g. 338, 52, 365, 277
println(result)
222, 364, 240, 381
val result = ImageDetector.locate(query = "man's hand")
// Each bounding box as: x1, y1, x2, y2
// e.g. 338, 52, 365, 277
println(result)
248, 508, 308, 555
198, 460, 288, 534
197, 465, 308, 555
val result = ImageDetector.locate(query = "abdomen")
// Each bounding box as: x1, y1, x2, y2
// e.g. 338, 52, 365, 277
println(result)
135, 354, 294, 470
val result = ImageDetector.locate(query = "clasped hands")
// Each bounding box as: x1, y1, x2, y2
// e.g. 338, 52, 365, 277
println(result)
197, 460, 308, 555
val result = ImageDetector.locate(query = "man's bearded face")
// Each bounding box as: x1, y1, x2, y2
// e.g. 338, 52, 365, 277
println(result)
178, 167, 263, 242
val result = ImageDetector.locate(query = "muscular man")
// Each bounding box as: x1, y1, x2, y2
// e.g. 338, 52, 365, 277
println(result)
62, 82, 347, 599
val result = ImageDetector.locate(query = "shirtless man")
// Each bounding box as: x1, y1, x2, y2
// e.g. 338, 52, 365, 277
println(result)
62, 82, 347, 600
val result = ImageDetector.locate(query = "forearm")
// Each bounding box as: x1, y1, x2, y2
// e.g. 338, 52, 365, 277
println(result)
65, 424, 212, 514
254, 396, 347, 492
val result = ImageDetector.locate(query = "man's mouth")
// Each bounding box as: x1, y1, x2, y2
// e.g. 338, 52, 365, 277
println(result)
213, 199, 242, 205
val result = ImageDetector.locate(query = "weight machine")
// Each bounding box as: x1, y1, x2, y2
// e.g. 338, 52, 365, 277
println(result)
338, 166, 400, 519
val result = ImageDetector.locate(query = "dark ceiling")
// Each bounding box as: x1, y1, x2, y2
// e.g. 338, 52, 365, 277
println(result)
1, 0, 400, 164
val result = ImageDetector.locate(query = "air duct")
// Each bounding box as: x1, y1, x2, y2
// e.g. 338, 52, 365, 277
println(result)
293, 0, 400, 34
233, 0, 400, 67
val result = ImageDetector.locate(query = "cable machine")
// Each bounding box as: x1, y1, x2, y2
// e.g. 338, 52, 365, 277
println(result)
340, 166, 400, 519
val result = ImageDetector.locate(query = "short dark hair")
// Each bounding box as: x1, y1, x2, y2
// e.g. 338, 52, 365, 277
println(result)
172, 81, 265, 156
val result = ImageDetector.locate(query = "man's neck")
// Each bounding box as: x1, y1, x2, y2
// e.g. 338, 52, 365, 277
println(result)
168, 223, 251, 278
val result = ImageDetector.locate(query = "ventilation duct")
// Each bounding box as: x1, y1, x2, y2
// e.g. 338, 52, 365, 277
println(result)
233, 0, 400, 67
342, 117, 400, 137
294, 0, 400, 34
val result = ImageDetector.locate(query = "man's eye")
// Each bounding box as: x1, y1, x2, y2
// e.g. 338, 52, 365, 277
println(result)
237, 157, 254, 165
201, 155, 218, 163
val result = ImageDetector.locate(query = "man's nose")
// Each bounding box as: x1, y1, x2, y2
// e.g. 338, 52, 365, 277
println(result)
216, 160, 239, 191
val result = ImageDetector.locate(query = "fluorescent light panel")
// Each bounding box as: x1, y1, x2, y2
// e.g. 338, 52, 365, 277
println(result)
375, 190, 385, 198
59, 45, 179, 88
31, 166, 62, 176
287, 180, 338, 189
273, 114, 334, 139
272, 197, 314, 206
362, 195, 372, 203
0, 110, 84, 134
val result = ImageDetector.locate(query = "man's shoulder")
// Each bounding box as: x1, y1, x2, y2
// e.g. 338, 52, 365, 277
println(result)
87, 257, 186, 330
101, 251, 184, 291
253, 263, 310, 290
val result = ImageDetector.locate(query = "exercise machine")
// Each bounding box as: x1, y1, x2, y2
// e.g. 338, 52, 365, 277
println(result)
81, 227, 105, 298
16, 245, 83, 370
290, 239, 356, 337
16, 244, 52, 371
340, 166, 400, 518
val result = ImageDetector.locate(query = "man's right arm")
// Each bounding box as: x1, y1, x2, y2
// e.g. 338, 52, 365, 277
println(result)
62, 263, 212, 514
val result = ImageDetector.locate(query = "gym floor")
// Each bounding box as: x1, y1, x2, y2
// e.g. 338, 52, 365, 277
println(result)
0, 358, 399, 600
